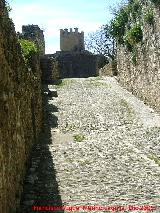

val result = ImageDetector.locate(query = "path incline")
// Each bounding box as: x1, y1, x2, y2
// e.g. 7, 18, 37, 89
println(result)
21, 77, 160, 213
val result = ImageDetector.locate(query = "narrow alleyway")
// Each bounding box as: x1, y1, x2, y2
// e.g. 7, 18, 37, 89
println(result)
20, 77, 160, 213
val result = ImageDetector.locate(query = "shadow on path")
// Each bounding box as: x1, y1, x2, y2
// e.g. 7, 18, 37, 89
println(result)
19, 84, 64, 213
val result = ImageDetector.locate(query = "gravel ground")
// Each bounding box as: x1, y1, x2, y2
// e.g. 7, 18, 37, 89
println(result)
20, 77, 160, 213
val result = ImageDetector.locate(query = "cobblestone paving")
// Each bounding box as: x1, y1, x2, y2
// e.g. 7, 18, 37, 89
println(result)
20, 77, 160, 213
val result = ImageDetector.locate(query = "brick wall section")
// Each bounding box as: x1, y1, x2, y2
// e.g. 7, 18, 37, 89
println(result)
0, 1, 43, 212
116, 3, 160, 112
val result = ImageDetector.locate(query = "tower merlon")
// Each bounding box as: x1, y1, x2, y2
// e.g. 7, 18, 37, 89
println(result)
74, 28, 78, 33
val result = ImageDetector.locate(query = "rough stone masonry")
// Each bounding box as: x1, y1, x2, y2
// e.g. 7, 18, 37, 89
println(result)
116, 0, 160, 113
0, 1, 43, 212
40, 28, 99, 81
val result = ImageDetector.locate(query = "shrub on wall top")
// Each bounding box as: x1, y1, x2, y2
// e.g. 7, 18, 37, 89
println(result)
144, 9, 154, 25
109, 0, 143, 44
19, 39, 38, 66
125, 25, 143, 46
109, 5, 129, 44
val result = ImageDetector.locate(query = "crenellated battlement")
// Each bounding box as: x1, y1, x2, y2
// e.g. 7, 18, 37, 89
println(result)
60, 27, 85, 52
60, 27, 84, 35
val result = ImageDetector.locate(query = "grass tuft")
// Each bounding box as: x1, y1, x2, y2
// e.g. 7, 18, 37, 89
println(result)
73, 134, 85, 142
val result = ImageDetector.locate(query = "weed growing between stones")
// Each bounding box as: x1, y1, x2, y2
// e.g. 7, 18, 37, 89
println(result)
120, 99, 134, 114
120, 99, 135, 122
55, 79, 74, 88
148, 155, 160, 166
66, 123, 76, 131
89, 81, 106, 87
73, 134, 85, 142
144, 9, 155, 25
88, 79, 111, 88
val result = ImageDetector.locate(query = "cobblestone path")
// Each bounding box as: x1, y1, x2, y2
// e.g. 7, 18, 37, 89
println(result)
20, 77, 160, 213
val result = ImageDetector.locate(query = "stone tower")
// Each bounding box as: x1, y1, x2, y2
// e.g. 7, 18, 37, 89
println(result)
60, 28, 85, 52
21, 25, 45, 55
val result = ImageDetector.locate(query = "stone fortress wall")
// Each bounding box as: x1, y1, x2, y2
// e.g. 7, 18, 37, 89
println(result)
56, 51, 98, 78
19, 25, 104, 81
56, 27, 98, 79
60, 28, 84, 52
1, 0, 160, 211
19, 24, 45, 55
0, 1, 43, 212
116, 0, 160, 112
40, 27, 99, 81
40, 54, 60, 83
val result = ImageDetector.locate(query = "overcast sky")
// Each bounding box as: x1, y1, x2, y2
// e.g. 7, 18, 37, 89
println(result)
8, 0, 123, 53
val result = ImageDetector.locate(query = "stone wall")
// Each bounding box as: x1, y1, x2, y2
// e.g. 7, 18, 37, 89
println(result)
20, 24, 45, 55
0, 1, 43, 212
40, 51, 98, 81
40, 54, 60, 83
57, 51, 98, 78
60, 28, 84, 52
116, 1, 160, 112
99, 61, 117, 77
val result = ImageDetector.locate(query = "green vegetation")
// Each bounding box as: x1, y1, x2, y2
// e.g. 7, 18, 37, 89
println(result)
108, 0, 158, 57
66, 123, 76, 131
125, 25, 143, 46
144, 9, 154, 25
109, 0, 142, 44
108, 0, 159, 65
150, 0, 160, 5
120, 99, 134, 119
94, 76, 102, 80
55, 80, 66, 88
88, 78, 111, 88
130, 0, 142, 21
5, 1, 12, 12
19, 39, 38, 65
125, 24, 142, 65
73, 134, 85, 142
89, 80, 107, 87
55, 79, 74, 88
120, 99, 133, 112
148, 155, 160, 166
131, 48, 138, 65
109, 5, 129, 44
